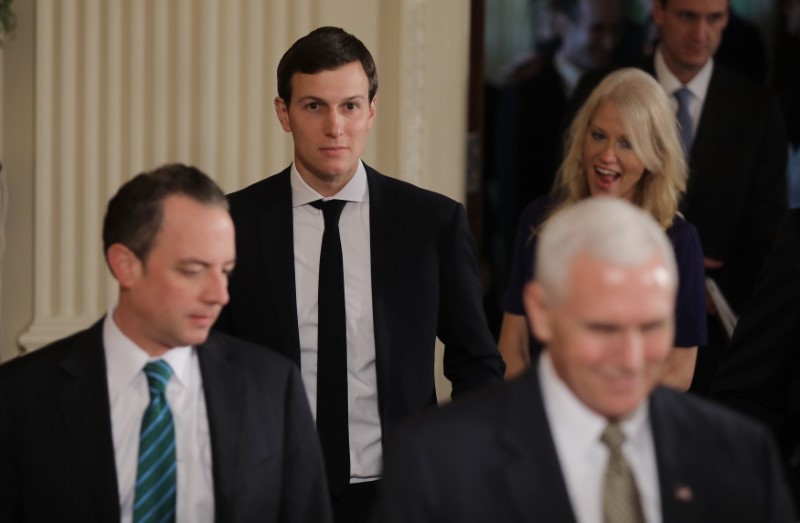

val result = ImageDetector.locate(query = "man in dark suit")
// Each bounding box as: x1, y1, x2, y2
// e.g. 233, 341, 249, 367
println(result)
489, 0, 623, 304
213, 26, 504, 522
374, 198, 794, 523
711, 208, 800, 507
0, 164, 331, 522
571, 0, 788, 394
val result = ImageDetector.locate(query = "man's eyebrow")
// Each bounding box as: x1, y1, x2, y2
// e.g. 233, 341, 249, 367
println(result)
177, 259, 236, 268
296, 94, 367, 103
295, 95, 326, 103
177, 259, 210, 267
641, 318, 669, 329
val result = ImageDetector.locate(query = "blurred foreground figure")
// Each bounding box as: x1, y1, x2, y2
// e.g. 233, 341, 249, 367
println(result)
375, 198, 793, 523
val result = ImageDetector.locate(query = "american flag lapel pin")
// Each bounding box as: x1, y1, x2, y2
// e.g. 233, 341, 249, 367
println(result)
674, 484, 693, 502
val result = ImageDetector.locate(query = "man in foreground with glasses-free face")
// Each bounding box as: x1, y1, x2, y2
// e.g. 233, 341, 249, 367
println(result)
375, 198, 793, 523
0, 164, 331, 522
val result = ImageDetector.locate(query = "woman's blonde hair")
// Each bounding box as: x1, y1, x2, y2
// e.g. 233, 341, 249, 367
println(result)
549, 68, 687, 229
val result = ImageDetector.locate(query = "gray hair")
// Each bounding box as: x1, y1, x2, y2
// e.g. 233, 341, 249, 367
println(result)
535, 197, 678, 303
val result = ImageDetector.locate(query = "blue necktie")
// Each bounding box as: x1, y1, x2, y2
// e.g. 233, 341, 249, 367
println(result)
674, 87, 694, 154
133, 360, 177, 523
310, 199, 350, 497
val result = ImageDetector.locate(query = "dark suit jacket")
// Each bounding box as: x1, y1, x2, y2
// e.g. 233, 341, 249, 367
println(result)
215, 165, 504, 439
0, 320, 332, 522
492, 60, 569, 266
712, 209, 800, 444
572, 58, 787, 313
375, 367, 795, 522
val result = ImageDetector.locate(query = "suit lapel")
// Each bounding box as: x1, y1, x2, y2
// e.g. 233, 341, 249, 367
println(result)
688, 67, 746, 195
259, 170, 302, 364
365, 166, 403, 421
645, 54, 725, 184
57, 320, 121, 521
198, 333, 247, 520
500, 371, 577, 522
689, 66, 726, 171
650, 389, 703, 523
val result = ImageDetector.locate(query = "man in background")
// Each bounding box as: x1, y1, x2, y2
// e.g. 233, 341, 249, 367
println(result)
487, 0, 623, 328
215, 27, 504, 522
711, 208, 800, 509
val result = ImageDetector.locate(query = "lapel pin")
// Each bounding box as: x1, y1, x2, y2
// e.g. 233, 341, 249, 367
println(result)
674, 484, 693, 502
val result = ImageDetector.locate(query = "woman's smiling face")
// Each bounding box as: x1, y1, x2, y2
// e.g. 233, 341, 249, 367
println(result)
583, 100, 646, 202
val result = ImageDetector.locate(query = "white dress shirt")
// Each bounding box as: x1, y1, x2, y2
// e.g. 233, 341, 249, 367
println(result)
539, 351, 662, 523
655, 46, 714, 137
291, 161, 383, 482
104, 310, 214, 523
554, 52, 585, 99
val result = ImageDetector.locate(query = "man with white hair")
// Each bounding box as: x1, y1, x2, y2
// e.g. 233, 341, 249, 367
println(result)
374, 198, 794, 522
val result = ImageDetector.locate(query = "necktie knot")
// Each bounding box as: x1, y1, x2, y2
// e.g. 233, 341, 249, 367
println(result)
601, 422, 626, 452
674, 86, 692, 108
144, 360, 173, 398
311, 199, 347, 228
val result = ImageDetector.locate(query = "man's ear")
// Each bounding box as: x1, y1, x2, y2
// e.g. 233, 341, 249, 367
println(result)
524, 281, 554, 343
367, 95, 377, 129
274, 97, 291, 132
652, 0, 665, 26
106, 243, 141, 288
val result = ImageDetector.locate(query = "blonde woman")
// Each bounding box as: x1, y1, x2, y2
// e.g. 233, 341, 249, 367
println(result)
499, 68, 706, 390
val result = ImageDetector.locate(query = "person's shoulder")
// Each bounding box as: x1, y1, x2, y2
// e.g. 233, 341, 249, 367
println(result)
366, 164, 459, 209
573, 63, 628, 102
504, 58, 562, 95
227, 167, 291, 206
667, 214, 700, 242
204, 330, 296, 374
390, 372, 530, 448
652, 386, 772, 442
521, 195, 555, 225
711, 62, 778, 104
0, 322, 102, 383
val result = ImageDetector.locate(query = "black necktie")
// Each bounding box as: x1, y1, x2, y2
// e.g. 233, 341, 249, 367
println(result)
310, 199, 350, 497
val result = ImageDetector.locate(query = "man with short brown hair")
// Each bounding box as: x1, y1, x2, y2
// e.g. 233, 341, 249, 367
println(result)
0, 164, 331, 522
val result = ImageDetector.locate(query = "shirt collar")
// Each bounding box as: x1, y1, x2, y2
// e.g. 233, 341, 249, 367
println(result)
654, 45, 714, 103
103, 308, 193, 405
538, 350, 650, 451
553, 52, 584, 98
290, 161, 369, 208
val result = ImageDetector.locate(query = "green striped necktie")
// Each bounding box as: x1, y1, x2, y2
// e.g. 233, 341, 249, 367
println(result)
133, 360, 177, 523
